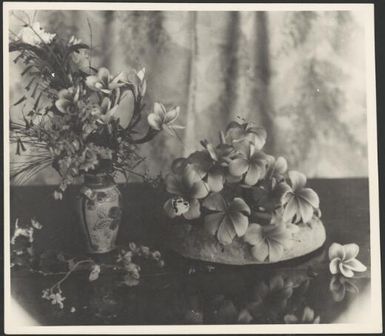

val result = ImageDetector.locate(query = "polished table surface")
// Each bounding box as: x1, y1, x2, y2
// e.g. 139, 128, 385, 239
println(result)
10, 178, 371, 325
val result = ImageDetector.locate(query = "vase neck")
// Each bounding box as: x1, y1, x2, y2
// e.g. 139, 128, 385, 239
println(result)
84, 173, 114, 186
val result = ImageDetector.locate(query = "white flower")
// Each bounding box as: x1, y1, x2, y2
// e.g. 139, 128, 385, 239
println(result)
147, 103, 183, 133
89, 264, 101, 281
53, 190, 63, 200
41, 289, 50, 300
31, 218, 43, 230
137, 68, 145, 82
68, 35, 82, 45
329, 243, 367, 278
49, 291, 66, 309
11, 218, 34, 244
18, 22, 56, 46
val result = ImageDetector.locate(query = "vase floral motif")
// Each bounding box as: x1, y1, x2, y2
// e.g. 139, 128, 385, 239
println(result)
77, 173, 122, 253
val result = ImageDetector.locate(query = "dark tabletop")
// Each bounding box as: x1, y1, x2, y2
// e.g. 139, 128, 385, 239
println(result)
10, 178, 371, 325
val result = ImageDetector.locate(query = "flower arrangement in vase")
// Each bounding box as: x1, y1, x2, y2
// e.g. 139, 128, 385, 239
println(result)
162, 120, 326, 264
9, 16, 181, 253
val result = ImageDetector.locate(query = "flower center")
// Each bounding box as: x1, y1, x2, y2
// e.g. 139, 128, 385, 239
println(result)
171, 197, 190, 215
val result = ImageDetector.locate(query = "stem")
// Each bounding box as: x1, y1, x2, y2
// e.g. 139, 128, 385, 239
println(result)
50, 259, 94, 291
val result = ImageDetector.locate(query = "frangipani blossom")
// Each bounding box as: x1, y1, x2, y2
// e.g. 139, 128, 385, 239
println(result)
85, 67, 127, 94
164, 164, 209, 220
203, 192, 251, 245
251, 178, 292, 214
243, 222, 292, 262
269, 156, 287, 181
281, 171, 320, 224
95, 97, 119, 124
187, 142, 234, 192
18, 22, 56, 46
225, 121, 267, 150
55, 87, 80, 114
147, 103, 183, 133
328, 243, 367, 278
228, 142, 273, 187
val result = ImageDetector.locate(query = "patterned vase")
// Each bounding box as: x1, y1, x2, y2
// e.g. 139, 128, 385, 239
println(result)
77, 173, 122, 253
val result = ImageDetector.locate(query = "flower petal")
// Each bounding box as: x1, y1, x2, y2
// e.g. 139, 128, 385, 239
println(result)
202, 192, 226, 211
171, 158, 188, 175
55, 99, 70, 114
164, 106, 180, 124
297, 188, 320, 209
344, 258, 367, 272
343, 243, 359, 261
229, 212, 249, 237
339, 263, 354, 278
288, 170, 307, 190
229, 158, 249, 176
244, 223, 264, 246
98, 67, 110, 81
329, 258, 340, 274
204, 212, 224, 235
165, 174, 182, 195
182, 164, 202, 188
207, 168, 225, 192
251, 241, 269, 262
163, 199, 177, 218
183, 199, 201, 220
217, 215, 236, 245
283, 196, 297, 222
153, 102, 166, 118
267, 241, 284, 262
229, 197, 251, 215
297, 199, 314, 223
244, 165, 262, 186
274, 156, 287, 174
85, 76, 99, 89
189, 180, 209, 199
147, 113, 163, 131
188, 151, 211, 175
278, 182, 293, 204
329, 243, 345, 260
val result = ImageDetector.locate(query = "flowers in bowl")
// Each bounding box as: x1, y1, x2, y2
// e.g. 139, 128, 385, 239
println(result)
163, 120, 322, 262
9, 18, 181, 197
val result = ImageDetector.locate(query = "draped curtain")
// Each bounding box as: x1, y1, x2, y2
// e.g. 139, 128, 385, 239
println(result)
9, 10, 368, 184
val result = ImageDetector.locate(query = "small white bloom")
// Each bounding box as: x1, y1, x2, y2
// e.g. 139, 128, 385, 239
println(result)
49, 292, 66, 309
31, 218, 43, 230
18, 22, 56, 46
89, 264, 101, 282
137, 68, 145, 82
53, 190, 63, 200
68, 35, 82, 45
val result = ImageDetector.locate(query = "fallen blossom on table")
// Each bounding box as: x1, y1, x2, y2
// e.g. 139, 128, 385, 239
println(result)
328, 243, 367, 278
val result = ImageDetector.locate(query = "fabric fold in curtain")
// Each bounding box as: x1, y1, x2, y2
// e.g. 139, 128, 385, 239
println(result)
9, 10, 368, 184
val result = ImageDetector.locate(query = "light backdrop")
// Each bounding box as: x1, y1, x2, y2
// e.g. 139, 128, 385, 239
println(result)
9, 10, 368, 184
